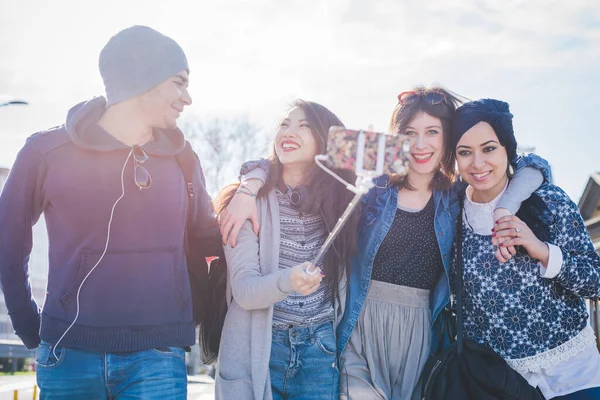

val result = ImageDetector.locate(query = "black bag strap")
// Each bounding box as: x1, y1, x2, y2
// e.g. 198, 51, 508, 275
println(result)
175, 142, 210, 324
456, 194, 465, 354
175, 142, 196, 253
175, 142, 196, 200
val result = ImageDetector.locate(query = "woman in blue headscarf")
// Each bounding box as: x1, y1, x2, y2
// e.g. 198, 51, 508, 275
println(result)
451, 99, 600, 399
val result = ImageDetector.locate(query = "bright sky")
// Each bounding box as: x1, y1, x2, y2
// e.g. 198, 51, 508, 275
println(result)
1, 0, 599, 201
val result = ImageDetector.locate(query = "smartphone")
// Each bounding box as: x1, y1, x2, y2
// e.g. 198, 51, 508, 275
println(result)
324, 126, 411, 176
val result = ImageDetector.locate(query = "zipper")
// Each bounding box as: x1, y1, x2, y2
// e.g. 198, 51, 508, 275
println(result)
423, 359, 443, 399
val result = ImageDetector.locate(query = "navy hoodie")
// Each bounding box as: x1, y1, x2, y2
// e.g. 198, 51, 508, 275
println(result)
0, 97, 221, 352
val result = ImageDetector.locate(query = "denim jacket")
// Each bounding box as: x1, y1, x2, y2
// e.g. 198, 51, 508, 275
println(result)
336, 176, 460, 356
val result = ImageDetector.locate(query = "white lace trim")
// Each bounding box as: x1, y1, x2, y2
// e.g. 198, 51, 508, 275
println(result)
507, 325, 597, 374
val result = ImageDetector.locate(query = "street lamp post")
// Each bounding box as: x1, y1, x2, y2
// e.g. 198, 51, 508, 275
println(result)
0, 95, 28, 107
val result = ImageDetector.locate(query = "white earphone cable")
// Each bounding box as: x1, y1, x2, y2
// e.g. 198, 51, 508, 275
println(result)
51, 149, 132, 360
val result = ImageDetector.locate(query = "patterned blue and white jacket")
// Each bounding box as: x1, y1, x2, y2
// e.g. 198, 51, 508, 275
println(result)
457, 182, 600, 375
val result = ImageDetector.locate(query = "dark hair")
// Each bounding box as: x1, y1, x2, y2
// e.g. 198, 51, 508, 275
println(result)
215, 99, 359, 300
387, 86, 464, 190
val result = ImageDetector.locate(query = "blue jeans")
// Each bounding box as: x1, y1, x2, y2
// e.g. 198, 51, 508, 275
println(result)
269, 321, 339, 400
36, 340, 187, 399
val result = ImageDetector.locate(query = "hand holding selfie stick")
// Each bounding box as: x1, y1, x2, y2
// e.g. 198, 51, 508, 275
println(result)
306, 130, 409, 274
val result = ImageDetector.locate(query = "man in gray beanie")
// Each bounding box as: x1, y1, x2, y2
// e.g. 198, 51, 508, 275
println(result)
0, 25, 227, 398
100, 25, 190, 107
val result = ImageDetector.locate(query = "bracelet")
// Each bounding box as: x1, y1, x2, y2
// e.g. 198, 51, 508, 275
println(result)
236, 186, 257, 197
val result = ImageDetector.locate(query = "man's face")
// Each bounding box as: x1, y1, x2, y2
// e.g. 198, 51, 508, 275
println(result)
138, 70, 192, 130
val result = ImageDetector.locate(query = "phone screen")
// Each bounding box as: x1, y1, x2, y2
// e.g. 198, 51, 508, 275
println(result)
325, 127, 410, 176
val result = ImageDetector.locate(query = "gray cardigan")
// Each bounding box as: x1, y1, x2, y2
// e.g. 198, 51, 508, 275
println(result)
215, 189, 346, 400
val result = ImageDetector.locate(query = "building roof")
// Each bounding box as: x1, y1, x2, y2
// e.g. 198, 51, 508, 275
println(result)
579, 173, 600, 221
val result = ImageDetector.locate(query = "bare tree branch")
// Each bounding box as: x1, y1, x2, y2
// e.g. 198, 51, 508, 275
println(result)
180, 114, 268, 196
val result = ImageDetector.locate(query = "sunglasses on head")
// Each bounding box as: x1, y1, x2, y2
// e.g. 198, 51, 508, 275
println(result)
132, 145, 152, 190
398, 90, 447, 106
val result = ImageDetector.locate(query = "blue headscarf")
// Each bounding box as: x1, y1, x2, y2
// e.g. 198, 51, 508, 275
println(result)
451, 99, 517, 163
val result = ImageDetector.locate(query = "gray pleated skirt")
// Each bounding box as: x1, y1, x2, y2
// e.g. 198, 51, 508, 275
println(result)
340, 280, 431, 400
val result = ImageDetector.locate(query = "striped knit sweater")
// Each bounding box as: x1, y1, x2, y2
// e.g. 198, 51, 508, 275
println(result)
272, 188, 334, 328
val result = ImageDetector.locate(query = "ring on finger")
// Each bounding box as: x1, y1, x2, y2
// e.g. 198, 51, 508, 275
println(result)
515, 227, 521, 236
305, 265, 318, 275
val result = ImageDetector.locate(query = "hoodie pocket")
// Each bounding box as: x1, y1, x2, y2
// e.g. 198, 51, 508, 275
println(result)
60, 247, 188, 325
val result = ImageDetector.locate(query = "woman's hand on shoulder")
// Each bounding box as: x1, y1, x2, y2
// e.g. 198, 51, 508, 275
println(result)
290, 262, 323, 295
493, 215, 550, 266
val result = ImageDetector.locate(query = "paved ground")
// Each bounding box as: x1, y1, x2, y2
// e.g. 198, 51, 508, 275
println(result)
0, 374, 215, 400
0, 375, 36, 400
187, 375, 216, 400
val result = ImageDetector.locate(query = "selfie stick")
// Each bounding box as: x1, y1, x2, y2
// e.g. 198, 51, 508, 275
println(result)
307, 132, 387, 274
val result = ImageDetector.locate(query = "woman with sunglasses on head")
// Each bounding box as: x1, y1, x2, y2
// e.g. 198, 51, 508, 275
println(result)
451, 99, 600, 400
213, 99, 359, 400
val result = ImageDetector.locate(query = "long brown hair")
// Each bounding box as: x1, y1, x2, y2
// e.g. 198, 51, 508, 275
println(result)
215, 99, 359, 298
388, 86, 464, 190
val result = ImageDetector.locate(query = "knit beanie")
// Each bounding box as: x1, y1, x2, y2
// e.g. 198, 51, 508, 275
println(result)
99, 25, 189, 106
451, 99, 517, 163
